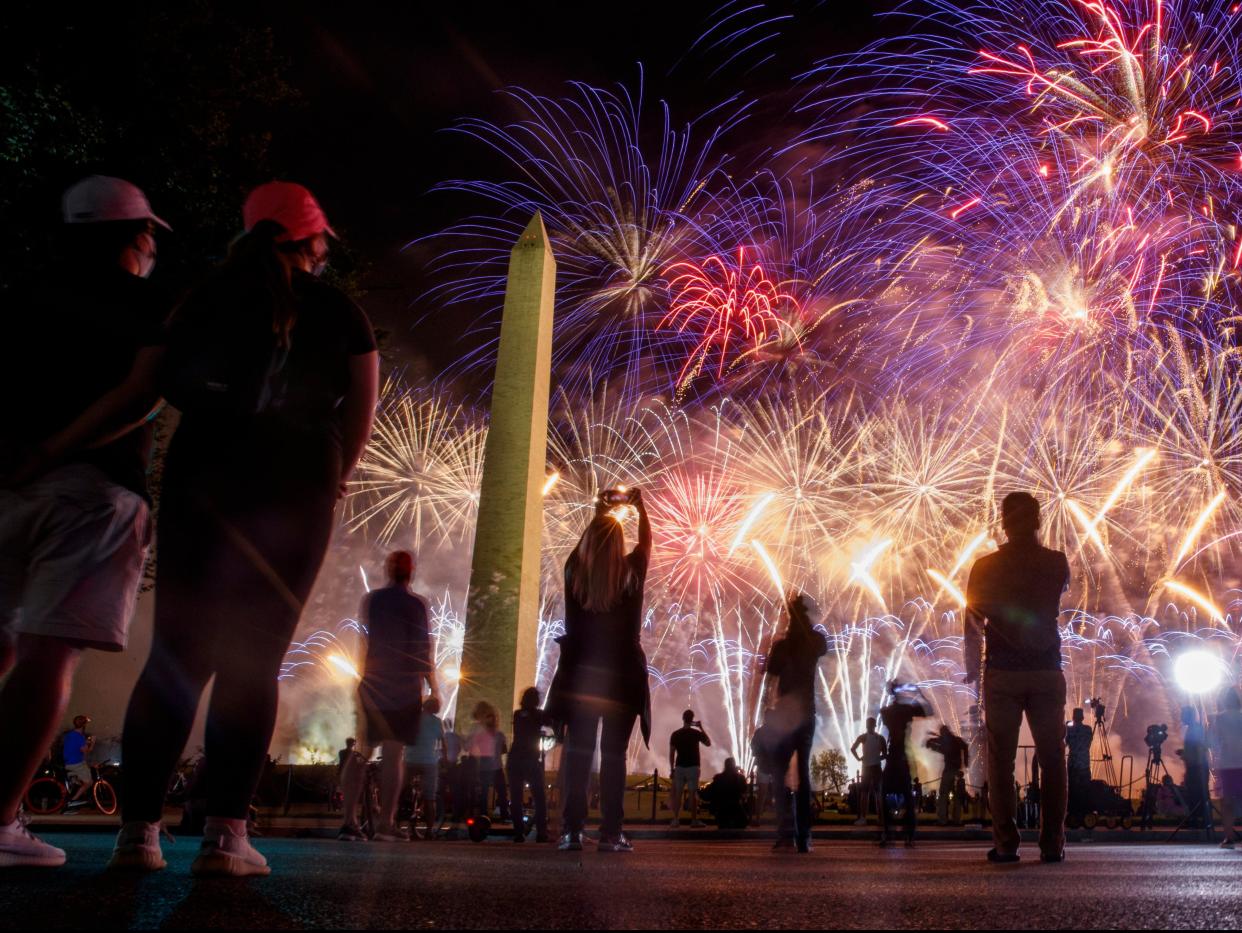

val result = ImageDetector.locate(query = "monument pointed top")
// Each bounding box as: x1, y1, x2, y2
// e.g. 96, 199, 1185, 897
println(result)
514, 211, 551, 252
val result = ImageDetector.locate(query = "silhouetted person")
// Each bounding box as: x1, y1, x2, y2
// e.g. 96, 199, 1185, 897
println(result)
1065, 708, 1092, 822
763, 592, 829, 854
702, 758, 749, 829
851, 717, 887, 824
965, 491, 1070, 864
925, 724, 969, 825
1210, 688, 1242, 848
750, 721, 780, 822
101, 182, 379, 875
341, 550, 438, 842
1179, 705, 1210, 829
878, 682, 929, 847
546, 487, 652, 852
508, 687, 551, 843
0, 176, 169, 869
668, 709, 711, 827
338, 738, 358, 777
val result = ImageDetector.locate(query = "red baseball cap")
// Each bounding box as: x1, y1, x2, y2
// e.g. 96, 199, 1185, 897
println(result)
242, 181, 337, 243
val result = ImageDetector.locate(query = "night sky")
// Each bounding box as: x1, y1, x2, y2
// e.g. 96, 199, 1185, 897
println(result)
270, 2, 888, 376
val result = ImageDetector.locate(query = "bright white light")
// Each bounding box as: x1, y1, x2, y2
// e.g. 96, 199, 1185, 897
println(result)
1173, 650, 1228, 695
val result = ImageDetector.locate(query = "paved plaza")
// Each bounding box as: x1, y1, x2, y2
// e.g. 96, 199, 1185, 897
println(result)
5, 834, 1242, 930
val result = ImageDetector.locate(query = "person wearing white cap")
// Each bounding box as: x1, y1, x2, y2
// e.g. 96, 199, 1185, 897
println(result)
60, 180, 380, 877
0, 175, 170, 869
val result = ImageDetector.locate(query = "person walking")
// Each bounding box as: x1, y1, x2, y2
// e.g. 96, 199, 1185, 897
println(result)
341, 550, 438, 842
964, 491, 1071, 864
763, 592, 829, 854
668, 710, 711, 828
104, 181, 379, 875
850, 717, 887, 824
546, 487, 652, 853
0, 176, 169, 868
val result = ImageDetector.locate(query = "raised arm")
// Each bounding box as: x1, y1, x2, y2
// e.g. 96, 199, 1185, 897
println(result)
963, 563, 985, 684
633, 487, 652, 557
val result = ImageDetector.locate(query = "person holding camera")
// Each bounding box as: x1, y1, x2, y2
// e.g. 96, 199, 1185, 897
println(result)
762, 592, 828, 853
546, 486, 652, 853
668, 710, 712, 828
878, 681, 930, 847
964, 491, 1071, 864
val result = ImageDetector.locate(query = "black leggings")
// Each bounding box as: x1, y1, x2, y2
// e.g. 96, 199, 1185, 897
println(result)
120, 464, 336, 823
562, 702, 636, 837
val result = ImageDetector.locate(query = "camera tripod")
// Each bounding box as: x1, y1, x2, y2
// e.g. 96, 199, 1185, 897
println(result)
1089, 706, 1120, 791
1138, 743, 1171, 831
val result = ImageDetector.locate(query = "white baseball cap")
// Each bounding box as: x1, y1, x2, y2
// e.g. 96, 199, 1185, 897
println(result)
62, 175, 171, 230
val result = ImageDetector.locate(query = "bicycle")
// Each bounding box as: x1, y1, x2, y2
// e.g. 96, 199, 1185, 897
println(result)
25, 761, 119, 816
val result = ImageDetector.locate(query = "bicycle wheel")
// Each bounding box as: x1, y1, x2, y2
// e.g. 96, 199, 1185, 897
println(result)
24, 777, 67, 815
94, 779, 118, 816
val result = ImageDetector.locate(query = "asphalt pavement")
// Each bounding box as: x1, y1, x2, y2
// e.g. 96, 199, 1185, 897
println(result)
5, 834, 1242, 930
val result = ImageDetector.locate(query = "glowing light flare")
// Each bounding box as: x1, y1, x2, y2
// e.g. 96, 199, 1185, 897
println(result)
1171, 491, 1227, 569
730, 492, 777, 555
751, 540, 784, 598
1162, 580, 1227, 625
1173, 649, 1228, 694
850, 539, 892, 608
327, 653, 361, 681
926, 568, 967, 608
542, 472, 560, 496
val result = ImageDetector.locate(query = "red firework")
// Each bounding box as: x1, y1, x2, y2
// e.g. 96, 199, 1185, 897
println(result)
660, 247, 800, 386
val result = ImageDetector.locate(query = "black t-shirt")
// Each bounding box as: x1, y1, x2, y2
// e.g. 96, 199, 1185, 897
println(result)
511, 707, 551, 761
670, 726, 709, 768
1, 264, 167, 498
166, 269, 375, 489
929, 733, 968, 771
766, 630, 830, 718
560, 547, 650, 708
360, 585, 430, 710
966, 540, 1070, 672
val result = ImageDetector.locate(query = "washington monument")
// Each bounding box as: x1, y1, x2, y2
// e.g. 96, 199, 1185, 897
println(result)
459, 213, 556, 722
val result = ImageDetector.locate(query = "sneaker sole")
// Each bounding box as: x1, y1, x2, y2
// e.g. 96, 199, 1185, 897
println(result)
107, 850, 166, 872
191, 851, 271, 877
0, 850, 66, 868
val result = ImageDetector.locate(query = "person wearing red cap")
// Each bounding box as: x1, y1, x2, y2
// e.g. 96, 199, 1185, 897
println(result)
0, 176, 170, 869
36, 180, 379, 876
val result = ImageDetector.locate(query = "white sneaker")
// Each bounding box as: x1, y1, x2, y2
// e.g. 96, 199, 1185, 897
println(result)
107, 822, 167, 871
853, 818, 867, 826
192, 819, 271, 877
0, 819, 66, 868
669, 819, 680, 828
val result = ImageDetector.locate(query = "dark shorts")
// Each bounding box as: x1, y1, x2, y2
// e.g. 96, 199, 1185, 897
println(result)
358, 685, 421, 745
